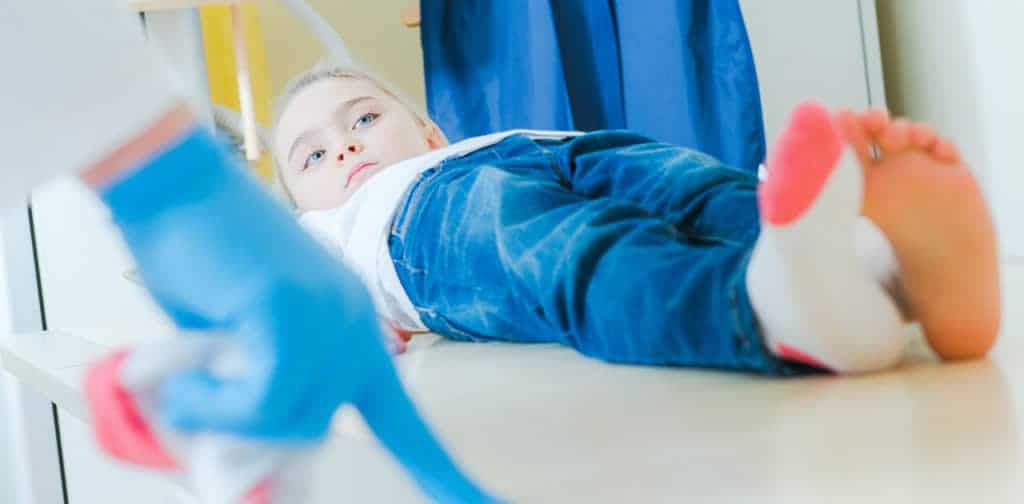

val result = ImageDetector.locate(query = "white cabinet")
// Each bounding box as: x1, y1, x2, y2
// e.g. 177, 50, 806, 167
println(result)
59, 408, 195, 504
0, 232, 21, 504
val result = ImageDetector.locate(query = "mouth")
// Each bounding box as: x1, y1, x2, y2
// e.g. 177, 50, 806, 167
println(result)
345, 162, 379, 188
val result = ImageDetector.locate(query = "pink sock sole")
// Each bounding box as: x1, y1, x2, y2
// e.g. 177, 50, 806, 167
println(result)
774, 342, 832, 372
759, 101, 843, 226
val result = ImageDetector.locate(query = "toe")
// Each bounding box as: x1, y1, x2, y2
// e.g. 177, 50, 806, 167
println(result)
931, 138, 962, 164
860, 108, 891, 137
879, 119, 912, 153
836, 109, 875, 169
908, 123, 939, 151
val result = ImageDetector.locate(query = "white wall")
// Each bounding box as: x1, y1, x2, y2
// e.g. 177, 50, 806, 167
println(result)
877, 0, 1024, 261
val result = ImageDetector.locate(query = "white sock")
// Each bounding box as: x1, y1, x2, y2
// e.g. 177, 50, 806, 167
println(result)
746, 102, 905, 374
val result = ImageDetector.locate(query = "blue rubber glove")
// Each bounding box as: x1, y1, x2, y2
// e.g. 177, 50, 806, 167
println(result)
100, 127, 498, 503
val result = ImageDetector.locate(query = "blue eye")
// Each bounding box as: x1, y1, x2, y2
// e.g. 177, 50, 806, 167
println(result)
304, 149, 326, 170
354, 113, 379, 129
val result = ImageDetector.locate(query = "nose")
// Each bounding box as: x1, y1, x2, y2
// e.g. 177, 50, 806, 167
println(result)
336, 141, 364, 162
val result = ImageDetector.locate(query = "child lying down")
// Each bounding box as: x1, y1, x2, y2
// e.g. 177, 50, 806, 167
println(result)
271, 65, 1000, 375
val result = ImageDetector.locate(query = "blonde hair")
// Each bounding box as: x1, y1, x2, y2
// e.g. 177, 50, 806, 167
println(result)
271, 64, 431, 207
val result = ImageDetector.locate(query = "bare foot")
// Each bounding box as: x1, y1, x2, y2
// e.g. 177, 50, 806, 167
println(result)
836, 109, 1001, 360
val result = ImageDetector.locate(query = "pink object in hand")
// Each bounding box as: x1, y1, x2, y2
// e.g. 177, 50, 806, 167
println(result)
243, 479, 273, 504
84, 351, 178, 470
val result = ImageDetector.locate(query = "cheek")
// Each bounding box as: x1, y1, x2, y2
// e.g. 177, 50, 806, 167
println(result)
290, 167, 348, 210
378, 122, 429, 155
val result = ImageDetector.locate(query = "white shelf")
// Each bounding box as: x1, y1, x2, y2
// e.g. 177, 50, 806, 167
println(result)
0, 331, 108, 421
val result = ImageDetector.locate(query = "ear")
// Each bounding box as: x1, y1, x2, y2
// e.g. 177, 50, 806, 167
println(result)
422, 119, 449, 150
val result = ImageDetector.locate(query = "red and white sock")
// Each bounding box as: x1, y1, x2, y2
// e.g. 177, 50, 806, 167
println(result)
747, 101, 905, 373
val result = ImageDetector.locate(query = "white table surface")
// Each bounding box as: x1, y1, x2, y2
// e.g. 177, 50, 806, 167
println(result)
4, 266, 1023, 503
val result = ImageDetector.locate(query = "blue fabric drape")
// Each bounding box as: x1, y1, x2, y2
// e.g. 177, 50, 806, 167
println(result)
420, 0, 767, 173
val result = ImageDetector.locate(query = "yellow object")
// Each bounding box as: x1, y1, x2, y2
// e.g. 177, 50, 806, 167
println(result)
199, 3, 273, 180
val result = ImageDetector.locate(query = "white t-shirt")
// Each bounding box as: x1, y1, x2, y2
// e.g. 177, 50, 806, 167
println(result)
300, 129, 581, 331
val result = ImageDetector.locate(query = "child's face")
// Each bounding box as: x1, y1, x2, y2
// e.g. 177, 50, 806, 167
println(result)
274, 78, 445, 211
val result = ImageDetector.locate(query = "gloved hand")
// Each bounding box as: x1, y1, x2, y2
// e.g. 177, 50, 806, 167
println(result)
99, 126, 498, 503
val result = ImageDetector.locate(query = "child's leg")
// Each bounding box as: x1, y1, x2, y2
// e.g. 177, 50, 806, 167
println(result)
392, 114, 916, 374
548, 131, 762, 244
391, 135, 807, 374
843, 109, 1000, 359
748, 103, 905, 373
